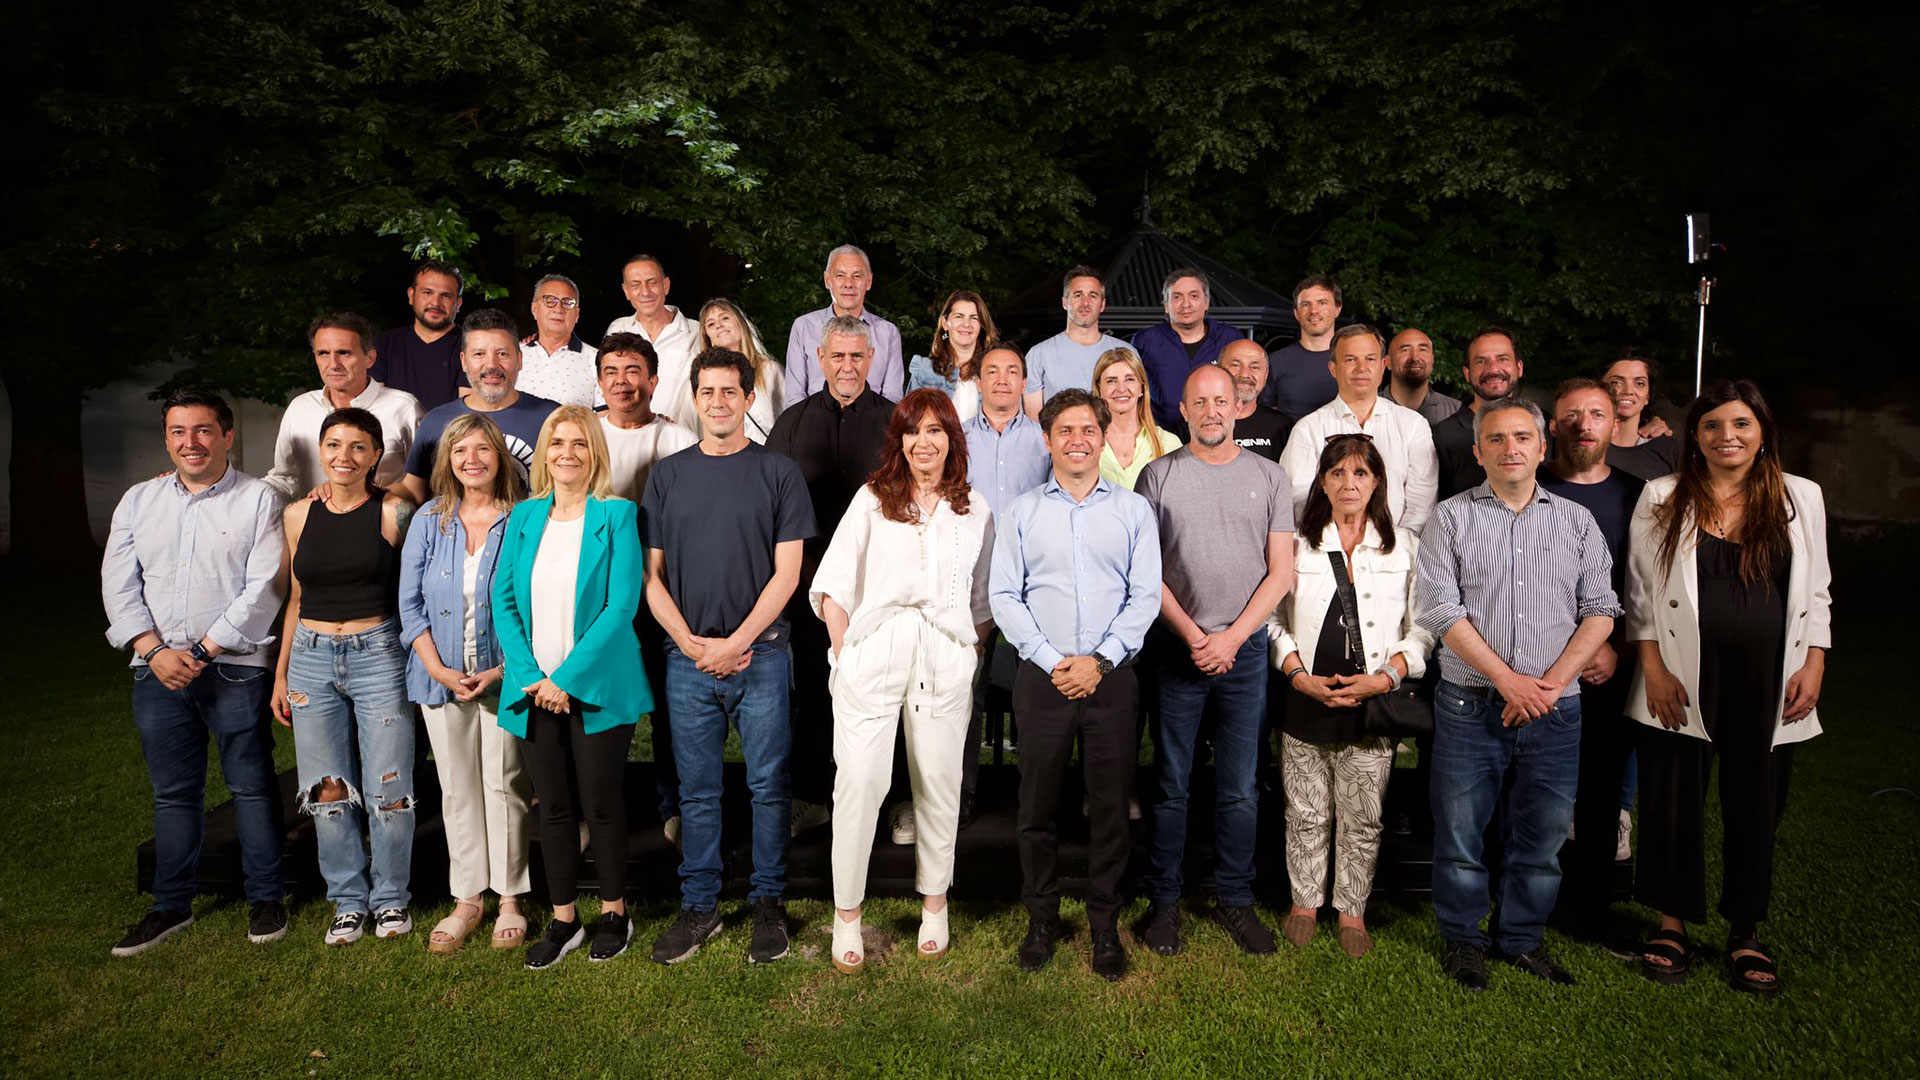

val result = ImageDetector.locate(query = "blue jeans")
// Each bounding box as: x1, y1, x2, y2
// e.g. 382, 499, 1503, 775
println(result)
287, 621, 414, 914
1146, 628, 1267, 906
133, 663, 283, 912
666, 642, 791, 910
1430, 678, 1581, 955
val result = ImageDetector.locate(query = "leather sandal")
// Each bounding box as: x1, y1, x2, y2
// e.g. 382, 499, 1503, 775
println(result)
491, 900, 529, 950
918, 906, 950, 958
1639, 928, 1693, 985
1726, 936, 1781, 1001
831, 913, 864, 974
427, 901, 483, 956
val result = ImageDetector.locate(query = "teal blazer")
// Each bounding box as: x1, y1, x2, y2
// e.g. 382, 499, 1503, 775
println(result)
492, 494, 652, 736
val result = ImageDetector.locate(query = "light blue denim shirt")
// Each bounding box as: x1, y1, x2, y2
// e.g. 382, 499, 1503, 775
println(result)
398, 497, 511, 704
906, 353, 960, 397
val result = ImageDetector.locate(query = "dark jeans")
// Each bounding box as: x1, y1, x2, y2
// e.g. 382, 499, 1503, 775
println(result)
1561, 660, 1638, 922
668, 642, 792, 909
788, 616, 834, 804
1635, 724, 1795, 928
521, 705, 634, 904
1015, 662, 1137, 931
1430, 679, 1581, 956
1146, 628, 1267, 906
133, 663, 284, 912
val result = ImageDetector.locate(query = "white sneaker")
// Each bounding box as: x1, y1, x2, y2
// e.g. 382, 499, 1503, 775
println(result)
373, 907, 413, 939
790, 799, 829, 837
1128, 795, 1142, 821
663, 814, 682, 846
890, 802, 917, 845
324, 911, 366, 946
1615, 809, 1633, 862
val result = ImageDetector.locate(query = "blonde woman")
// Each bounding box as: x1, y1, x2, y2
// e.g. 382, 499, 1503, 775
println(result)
698, 298, 785, 442
1091, 348, 1181, 489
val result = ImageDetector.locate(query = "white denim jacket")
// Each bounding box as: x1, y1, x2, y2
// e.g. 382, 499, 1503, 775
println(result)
1270, 522, 1434, 678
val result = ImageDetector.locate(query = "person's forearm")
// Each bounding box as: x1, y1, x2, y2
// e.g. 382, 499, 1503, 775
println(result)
1543, 615, 1614, 692
646, 576, 697, 652
1160, 588, 1203, 643
1226, 561, 1293, 646
724, 565, 799, 651
822, 597, 850, 654
1441, 620, 1517, 686
275, 596, 300, 680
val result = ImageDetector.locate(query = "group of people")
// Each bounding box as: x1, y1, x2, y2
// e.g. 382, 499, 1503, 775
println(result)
102, 247, 1830, 1001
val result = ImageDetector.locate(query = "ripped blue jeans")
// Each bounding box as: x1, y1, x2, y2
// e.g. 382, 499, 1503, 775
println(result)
288, 620, 414, 914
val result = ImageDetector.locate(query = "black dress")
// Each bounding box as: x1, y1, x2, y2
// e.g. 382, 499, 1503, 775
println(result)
1284, 592, 1366, 745
1695, 533, 1790, 748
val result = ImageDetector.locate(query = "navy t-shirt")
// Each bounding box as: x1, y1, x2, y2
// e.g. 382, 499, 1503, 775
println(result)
406, 392, 560, 483
1260, 342, 1336, 423
1538, 468, 1644, 636
642, 443, 817, 644
372, 325, 467, 412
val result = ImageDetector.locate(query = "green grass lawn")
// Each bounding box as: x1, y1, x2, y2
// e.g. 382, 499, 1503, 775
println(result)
4, 554, 1916, 1080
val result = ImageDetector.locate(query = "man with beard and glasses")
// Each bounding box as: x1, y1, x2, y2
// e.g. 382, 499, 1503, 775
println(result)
372, 261, 467, 410
1538, 378, 1645, 950
401, 309, 560, 503
1219, 339, 1292, 462
1432, 327, 1531, 501
1384, 328, 1462, 424
1280, 324, 1438, 536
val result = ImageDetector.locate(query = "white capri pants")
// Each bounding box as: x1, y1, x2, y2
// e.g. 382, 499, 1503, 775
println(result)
829, 613, 977, 909
1280, 732, 1395, 917
422, 694, 532, 899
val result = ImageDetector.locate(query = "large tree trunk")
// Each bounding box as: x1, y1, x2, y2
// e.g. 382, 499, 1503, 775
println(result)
2, 368, 97, 573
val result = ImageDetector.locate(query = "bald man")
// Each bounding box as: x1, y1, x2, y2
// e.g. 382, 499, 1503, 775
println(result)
1218, 339, 1293, 461
1384, 328, 1462, 423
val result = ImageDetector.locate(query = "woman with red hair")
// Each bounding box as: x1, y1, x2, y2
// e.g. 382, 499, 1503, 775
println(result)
810, 389, 995, 972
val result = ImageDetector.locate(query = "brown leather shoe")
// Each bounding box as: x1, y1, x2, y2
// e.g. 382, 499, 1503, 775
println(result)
1281, 912, 1316, 948
1338, 925, 1374, 958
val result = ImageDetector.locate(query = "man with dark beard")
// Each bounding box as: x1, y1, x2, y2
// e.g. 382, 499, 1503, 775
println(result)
1432, 327, 1527, 500
1384, 328, 1461, 424
373, 261, 467, 410
1538, 378, 1645, 949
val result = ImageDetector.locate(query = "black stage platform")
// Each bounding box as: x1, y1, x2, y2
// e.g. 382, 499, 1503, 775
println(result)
137, 762, 1632, 907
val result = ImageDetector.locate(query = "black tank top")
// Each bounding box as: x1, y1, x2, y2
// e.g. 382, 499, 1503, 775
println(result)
294, 491, 400, 621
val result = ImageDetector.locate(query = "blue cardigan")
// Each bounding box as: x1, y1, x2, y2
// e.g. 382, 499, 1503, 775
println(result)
397, 498, 510, 706
491, 494, 652, 735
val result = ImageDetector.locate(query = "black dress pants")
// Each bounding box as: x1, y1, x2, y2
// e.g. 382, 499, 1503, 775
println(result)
1635, 723, 1794, 928
788, 615, 835, 804
1015, 662, 1137, 930
1560, 662, 1640, 921
522, 705, 635, 904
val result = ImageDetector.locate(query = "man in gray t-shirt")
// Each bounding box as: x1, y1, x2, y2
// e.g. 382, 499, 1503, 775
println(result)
1132, 366, 1297, 956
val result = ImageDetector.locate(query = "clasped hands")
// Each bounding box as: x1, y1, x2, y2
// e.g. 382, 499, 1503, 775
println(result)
1292, 670, 1393, 709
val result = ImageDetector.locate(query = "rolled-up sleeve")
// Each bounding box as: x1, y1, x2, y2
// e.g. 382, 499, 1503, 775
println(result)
1573, 509, 1623, 620
101, 489, 155, 651
398, 507, 437, 653
809, 492, 869, 622
205, 485, 287, 655
1415, 504, 1469, 639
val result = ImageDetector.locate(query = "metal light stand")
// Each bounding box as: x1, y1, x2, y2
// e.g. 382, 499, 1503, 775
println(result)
1694, 274, 1713, 398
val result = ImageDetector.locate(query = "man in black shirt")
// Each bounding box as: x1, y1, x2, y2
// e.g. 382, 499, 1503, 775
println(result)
1220, 339, 1292, 462
1259, 274, 1342, 423
371, 261, 466, 410
766, 315, 895, 834
1433, 326, 1528, 500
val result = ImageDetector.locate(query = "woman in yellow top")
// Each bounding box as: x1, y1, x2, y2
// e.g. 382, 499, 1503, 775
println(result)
1091, 348, 1181, 490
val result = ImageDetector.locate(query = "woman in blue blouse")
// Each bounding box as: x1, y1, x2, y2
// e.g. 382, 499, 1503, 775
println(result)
905, 290, 998, 422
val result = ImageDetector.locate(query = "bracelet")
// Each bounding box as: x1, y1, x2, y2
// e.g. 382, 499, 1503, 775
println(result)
140, 642, 167, 663
1377, 665, 1404, 692
1282, 666, 1308, 683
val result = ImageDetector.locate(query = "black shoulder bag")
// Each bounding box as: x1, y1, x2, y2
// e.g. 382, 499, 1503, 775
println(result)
1326, 550, 1434, 739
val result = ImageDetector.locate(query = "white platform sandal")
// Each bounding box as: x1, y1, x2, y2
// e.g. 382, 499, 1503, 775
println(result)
918, 905, 950, 958
831, 913, 864, 973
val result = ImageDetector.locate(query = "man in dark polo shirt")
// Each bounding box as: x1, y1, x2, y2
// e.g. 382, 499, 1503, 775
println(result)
371, 260, 466, 410
1432, 326, 1529, 501
1220, 339, 1292, 462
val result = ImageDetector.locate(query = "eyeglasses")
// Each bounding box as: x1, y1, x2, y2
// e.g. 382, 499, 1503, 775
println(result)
538, 294, 580, 310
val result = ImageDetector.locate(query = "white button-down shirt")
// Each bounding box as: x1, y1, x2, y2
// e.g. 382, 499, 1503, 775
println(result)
265, 379, 422, 499
809, 485, 995, 649
605, 308, 701, 428
1279, 393, 1439, 535
517, 334, 601, 408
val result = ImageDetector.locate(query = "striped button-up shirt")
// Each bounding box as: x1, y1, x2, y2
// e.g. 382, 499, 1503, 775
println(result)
1415, 482, 1620, 693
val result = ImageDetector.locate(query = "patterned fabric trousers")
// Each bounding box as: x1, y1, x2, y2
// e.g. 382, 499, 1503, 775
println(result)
1281, 732, 1395, 917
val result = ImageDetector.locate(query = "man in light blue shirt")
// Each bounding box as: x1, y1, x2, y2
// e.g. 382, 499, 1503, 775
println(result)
1021, 265, 1131, 419
101, 390, 289, 957
989, 388, 1160, 982
965, 346, 1052, 521
783, 244, 904, 406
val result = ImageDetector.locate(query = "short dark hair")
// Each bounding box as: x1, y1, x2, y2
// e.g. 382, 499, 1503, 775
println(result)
1162, 267, 1210, 305
1605, 350, 1660, 392
1552, 376, 1610, 412
1061, 265, 1104, 296
597, 332, 659, 376
1292, 274, 1343, 307
1039, 388, 1111, 434
307, 312, 377, 352
413, 260, 464, 293
622, 253, 667, 276
319, 406, 384, 449
461, 308, 520, 343
1465, 324, 1519, 358
980, 344, 1025, 379
691, 347, 755, 396
161, 389, 234, 433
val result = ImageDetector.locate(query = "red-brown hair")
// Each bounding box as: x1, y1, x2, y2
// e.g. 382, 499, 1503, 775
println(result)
869, 389, 974, 524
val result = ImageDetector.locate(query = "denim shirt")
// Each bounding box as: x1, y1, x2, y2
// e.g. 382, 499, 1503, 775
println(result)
398, 498, 511, 704
906, 354, 959, 396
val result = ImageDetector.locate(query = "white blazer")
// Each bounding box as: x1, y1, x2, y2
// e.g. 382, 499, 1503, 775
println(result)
1270, 522, 1435, 678
1624, 473, 1832, 747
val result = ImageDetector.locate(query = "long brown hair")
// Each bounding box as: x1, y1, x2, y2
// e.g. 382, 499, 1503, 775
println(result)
428, 413, 526, 533
1655, 379, 1792, 586
869, 389, 974, 524
1298, 434, 1397, 554
929, 290, 999, 382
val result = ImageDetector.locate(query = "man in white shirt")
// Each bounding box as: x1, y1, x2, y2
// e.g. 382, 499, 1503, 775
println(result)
603, 254, 701, 429
518, 274, 600, 407
265, 312, 422, 500
1022, 265, 1131, 419
783, 245, 904, 407
1279, 323, 1438, 535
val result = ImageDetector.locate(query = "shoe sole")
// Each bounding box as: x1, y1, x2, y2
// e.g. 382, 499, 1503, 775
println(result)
589, 923, 634, 962
373, 921, 413, 940
111, 916, 195, 957
653, 918, 724, 965
325, 929, 364, 947
247, 924, 289, 945
748, 939, 790, 964
527, 927, 587, 970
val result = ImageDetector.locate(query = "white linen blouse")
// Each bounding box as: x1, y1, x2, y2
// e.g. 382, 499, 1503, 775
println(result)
1270, 521, 1434, 678
809, 484, 995, 649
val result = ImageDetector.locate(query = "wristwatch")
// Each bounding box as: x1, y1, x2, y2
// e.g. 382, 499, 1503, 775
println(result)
1094, 655, 1115, 677
188, 641, 212, 664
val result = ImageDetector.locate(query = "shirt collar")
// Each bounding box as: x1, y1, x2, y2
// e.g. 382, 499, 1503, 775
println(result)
1041, 472, 1110, 503
523, 333, 588, 356
969, 410, 1033, 435
1469, 480, 1552, 509
170, 462, 237, 498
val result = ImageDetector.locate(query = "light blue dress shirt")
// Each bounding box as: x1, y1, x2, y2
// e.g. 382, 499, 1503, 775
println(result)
783, 306, 905, 408
964, 411, 1052, 521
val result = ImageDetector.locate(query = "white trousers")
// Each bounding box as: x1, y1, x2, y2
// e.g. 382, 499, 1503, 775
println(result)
1280, 732, 1395, 917
829, 613, 977, 909
422, 695, 532, 898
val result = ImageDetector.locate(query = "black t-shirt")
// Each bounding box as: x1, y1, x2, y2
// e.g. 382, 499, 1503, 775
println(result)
1606, 435, 1680, 483
1432, 406, 1482, 500
1231, 406, 1293, 462
765, 388, 895, 582
372, 324, 466, 412
1259, 343, 1336, 423
1538, 467, 1643, 642
641, 443, 817, 644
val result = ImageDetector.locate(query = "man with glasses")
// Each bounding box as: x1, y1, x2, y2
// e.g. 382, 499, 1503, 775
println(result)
517, 273, 600, 407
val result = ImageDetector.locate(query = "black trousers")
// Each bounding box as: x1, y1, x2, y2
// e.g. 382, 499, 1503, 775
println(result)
789, 615, 835, 804
1634, 723, 1795, 928
1560, 662, 1639, 920
522, 705, 635, 904
638, 625, 678, 820
1015, 662, 1137, 930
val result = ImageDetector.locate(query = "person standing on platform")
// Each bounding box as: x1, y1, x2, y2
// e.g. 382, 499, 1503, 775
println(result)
1431, 327, 1528, 501
1219, 339, 1292, 462
1022, 266, 1131, 418
1417, 397, 1619, 992
401, 309, 560, 503
784, 244, 904, 406
645, 349, 816, 966
372, 261, 467, 410
767, 315, 895, 836
1384, 328, 1462, 424
603, 254, 701, 431
1603, 354, 1683, 483
1092, 348, 1181, 490
697, 298, 785, 443
1627, 380, 1829, 1001
990, 389, 1161, 981
266, 312, 422, 500
1130, 268, 1245, 432
1261, 274, 1343, 423
1279, 324, 1438, 534
104, 390, 289, 956
1135, 365, 1294, 958
517, 274, 600, 408
907, 289, 998, 423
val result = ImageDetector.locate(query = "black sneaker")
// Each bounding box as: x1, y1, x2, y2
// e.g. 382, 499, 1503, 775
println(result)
1507, 946, 1576, 986
1215, 904, 1278, 955
589, 912, 632, 962
323, 911, 366, 947
111, 909, 194, 957
1141, 902, 1183, 956
525, 918, 585, 970
651, 908, 723, 965
1018, 917, 1064, 972
1442, 942, 1489, 992
1090, 929, 1129, 981
247, 901, 288, 944
748, 897, 790, 964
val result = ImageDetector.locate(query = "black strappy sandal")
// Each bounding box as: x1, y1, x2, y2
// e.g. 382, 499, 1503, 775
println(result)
1639, 928, 1693, 985
1726, 936, 1782, 1001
